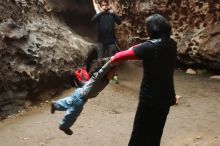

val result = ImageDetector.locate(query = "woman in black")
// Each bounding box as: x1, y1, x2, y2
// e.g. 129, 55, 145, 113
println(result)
110, 14, 177, 146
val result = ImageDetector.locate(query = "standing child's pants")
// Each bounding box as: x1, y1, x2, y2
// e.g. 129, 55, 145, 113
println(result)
97, 43, 117, 58
53, 88, 86, 129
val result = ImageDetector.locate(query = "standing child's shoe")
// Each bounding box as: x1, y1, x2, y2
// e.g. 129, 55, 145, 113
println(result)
175, 95, 181, 105
51, 101, 56, 114
111, 75, 119, 84
59, 126, 73, 135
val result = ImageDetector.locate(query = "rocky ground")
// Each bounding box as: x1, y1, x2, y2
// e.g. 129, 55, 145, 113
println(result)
0, 63, 219, 146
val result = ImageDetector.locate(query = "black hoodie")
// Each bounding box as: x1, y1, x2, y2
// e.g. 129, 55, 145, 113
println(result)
92, 11, 121, 44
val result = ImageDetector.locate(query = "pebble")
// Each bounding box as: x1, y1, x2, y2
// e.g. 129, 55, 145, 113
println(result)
210, 75, 220, 80
23, 137, 29, 140
186, 68, 197, 75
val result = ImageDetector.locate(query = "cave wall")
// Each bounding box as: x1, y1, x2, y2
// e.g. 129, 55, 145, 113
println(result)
0, 0, 95, 119
47, 0, 94, 14
50, 0, 97, 41
105, 0, 220, 71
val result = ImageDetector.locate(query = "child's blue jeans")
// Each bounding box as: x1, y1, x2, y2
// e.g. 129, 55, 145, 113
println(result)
53, 88, 85, 129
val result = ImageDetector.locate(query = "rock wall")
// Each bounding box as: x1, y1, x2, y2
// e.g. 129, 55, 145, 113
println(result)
105, 0, 220, 71
0, 0, 95, 119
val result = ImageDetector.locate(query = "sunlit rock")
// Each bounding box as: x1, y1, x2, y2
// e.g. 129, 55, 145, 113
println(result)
210, 75, 220, 80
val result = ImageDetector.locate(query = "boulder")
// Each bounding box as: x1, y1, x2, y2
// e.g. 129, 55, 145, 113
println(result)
210, 75, 220, 80
0, 0, 95, 119
105, 0, 220, 72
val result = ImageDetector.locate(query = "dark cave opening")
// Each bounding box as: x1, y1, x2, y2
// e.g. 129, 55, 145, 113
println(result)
58, 11, 97, 42
48, 0, 98, 43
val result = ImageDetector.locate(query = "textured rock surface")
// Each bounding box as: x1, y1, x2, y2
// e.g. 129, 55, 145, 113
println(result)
103, 0, 220, 71
0, 0, 95, 118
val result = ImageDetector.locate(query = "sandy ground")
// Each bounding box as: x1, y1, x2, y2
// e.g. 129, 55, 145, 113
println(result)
0, 62, 220, 146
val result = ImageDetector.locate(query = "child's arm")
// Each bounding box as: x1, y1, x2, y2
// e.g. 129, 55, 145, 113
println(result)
92, 0, 101, 13
91, 13, 101, 23
92, 10, 105, 22
93, 60, 111, 79
82, 61, 112, 97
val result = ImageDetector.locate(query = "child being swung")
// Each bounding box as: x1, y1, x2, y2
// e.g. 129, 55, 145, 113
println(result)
51, 59, 115, 135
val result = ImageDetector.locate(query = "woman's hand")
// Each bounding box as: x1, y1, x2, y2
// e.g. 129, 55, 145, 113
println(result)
110, 56, 115, 63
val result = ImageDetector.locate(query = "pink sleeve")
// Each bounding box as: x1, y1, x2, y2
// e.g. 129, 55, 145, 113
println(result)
111, 45, 140, 63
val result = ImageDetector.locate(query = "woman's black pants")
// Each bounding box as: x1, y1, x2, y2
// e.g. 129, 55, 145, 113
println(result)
128, 101, 170, 146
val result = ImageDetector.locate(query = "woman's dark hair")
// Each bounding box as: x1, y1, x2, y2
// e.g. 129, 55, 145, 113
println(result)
145, 14, 172, 38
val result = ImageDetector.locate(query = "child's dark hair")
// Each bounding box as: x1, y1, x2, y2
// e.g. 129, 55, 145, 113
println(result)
98, 0, 108, 5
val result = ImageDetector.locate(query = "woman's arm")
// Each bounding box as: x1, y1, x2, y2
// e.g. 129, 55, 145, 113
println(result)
110, 44, 141, 63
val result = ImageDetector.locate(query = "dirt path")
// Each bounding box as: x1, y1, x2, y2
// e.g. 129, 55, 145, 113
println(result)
0, 63, 220, 146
